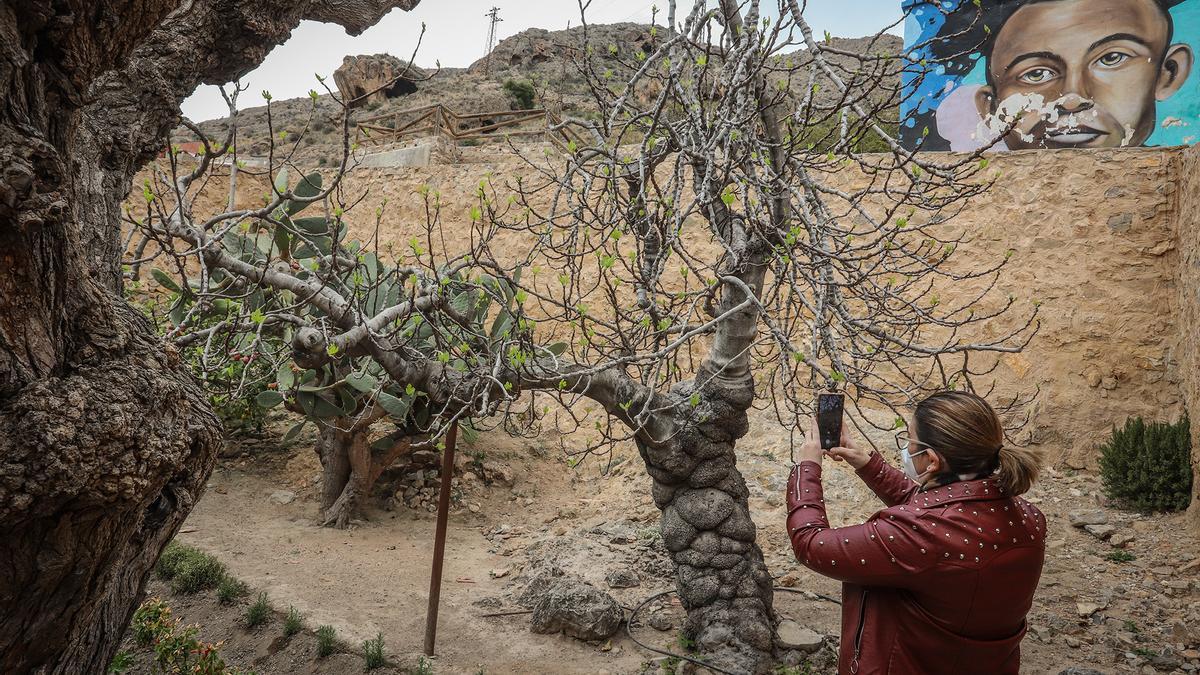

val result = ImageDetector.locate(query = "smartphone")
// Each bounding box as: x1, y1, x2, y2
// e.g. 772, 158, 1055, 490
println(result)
816, 392, 845, 451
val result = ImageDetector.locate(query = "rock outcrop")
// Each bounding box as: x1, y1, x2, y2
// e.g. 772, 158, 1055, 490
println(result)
466, 24, 903, 109
529, 579, 623, 641
333, 54, 426, 107
468, 23, 657, 75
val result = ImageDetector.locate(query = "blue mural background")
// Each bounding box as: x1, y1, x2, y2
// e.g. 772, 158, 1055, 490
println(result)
900, 0, 1200, 148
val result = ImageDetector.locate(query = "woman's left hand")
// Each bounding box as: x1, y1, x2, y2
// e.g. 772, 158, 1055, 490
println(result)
797, 419, 824, 465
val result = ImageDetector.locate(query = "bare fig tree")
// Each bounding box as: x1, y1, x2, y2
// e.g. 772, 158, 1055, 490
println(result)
473, 1, 1037, 668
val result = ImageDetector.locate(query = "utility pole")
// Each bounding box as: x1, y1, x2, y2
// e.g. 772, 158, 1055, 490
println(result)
484, 6, 502, 76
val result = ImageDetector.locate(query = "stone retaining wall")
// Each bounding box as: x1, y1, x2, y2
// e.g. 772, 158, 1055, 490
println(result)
159, 145, 1200, 475
1170, 145, 1200, 532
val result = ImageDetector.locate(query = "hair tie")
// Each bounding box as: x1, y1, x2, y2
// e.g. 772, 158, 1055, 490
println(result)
986, 447, 1002, 474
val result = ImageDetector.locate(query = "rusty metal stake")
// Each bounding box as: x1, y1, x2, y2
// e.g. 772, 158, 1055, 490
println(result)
423, 422, 458, 656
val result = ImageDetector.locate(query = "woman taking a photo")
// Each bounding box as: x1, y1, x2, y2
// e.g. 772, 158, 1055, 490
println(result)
787, 391, 1045, 674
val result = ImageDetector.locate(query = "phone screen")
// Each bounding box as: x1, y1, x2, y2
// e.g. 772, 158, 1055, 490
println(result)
816, 393, 844, 451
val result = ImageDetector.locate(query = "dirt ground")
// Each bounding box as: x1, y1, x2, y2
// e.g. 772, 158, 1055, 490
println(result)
119, 411, 1200, 675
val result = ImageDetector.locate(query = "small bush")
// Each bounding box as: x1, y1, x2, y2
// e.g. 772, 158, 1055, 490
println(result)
316, 625, 338, 657
205, 356, 273, 436
283, 606, 303, 637
216, 576, 248, 605
151, 622, 235, 674
156, 542, 227, 594
245, 592, 270, 628
107, 650, 135, 674
155, 542, 192, 580
502, 79, 537, 110
129, 598, 246, 674
414, 656, 434, 675
1105, 550, 1137, 563
363, 632, 386, 670
131, 598, 175, 646
1099, 416, 1192, 512
172, 556, 226, 595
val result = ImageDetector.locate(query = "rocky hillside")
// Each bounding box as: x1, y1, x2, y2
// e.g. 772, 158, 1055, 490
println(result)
186, 24, 902, 162
467, 22, 657, 77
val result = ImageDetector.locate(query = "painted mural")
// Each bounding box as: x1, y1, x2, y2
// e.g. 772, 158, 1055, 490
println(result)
900, 0, 1200, 151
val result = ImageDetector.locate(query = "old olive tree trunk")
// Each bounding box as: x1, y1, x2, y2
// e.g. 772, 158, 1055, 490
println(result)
0, 0, 417, 671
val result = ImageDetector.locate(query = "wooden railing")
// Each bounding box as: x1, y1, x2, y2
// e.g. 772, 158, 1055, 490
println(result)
354, 104, 584, 151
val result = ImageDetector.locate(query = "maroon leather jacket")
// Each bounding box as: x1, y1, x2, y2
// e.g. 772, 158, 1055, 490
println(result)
786, 452, 1045, 675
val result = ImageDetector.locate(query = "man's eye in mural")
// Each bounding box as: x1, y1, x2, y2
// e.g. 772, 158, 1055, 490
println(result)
1096, 51, 1132, 68
1018, 67, 1058, 85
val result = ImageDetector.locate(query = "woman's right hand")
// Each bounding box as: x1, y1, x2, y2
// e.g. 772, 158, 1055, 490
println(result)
826, 427, 872, 470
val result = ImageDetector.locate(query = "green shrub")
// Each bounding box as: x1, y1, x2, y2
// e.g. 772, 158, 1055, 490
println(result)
316, 625, 338, 657
172, 556, 226, 595
245, 592, 270, 628
283, 606, 303, 637
108, 650, 135, 673
502, 79, 537, 110
205, 356, 273, 436
363, 632, 386, 670
151, 622, 238, 674
1105, 550, 1137, 563
129, 598, 250, 674
155, 542, 193, 580
156, 542, 227, 594
131, 598, 174, 646
216, 576, 248, 605
1099, 416, 1192, 512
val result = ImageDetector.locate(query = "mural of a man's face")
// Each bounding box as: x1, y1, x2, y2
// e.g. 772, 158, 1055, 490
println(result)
975, 0, 1193, 149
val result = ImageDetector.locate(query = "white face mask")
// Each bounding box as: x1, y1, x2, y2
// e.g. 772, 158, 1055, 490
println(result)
900, 446, 931, 482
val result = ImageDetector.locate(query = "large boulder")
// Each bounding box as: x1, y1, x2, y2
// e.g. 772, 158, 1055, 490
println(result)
333, 54, 426, 107
529, 579, 623, 641
516, 562, 567, 608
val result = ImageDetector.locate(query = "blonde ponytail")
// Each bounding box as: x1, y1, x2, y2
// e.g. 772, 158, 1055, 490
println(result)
997, 445, 1041, 496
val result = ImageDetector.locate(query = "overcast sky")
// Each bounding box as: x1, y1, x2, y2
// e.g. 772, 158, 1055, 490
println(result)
181, 0, 902, 122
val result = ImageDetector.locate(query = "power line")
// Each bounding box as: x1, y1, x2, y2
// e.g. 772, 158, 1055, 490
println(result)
483, 6, 503, 75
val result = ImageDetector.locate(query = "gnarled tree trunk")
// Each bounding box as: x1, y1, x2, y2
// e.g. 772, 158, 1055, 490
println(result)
0, 0, 418, 671
0, 300, 221, 673
638, 260, 777, 673
0, 5, 221, 673
315, 416, 416, 529
643, 382, 776, 673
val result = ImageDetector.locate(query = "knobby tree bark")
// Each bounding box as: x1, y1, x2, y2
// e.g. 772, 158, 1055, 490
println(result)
313, 412, 416, 529
647, 382, 776, 663
644, 261, 777, 667
0, 0, 418, 671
